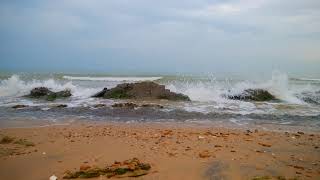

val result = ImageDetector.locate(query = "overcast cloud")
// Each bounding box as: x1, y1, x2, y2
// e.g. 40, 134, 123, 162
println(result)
0, 0, 319, 75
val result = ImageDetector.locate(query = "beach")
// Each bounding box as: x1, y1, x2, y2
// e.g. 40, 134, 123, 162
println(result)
0, 122, 319, 180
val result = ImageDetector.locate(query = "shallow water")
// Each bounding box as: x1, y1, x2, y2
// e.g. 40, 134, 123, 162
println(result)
0, 71, 319, 130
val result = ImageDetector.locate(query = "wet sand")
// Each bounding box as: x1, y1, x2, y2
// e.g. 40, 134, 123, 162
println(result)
0, 122, 319, 180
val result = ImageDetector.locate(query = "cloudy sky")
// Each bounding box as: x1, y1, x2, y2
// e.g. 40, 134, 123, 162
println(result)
0, 0, 320, 75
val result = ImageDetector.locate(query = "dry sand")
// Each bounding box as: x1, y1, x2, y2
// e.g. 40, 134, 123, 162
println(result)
0, 122, 319, 180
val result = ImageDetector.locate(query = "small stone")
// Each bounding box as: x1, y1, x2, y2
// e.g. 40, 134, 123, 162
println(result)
199, 150, 211, 158
258, 142, 272, 147
49, 175, 57, 180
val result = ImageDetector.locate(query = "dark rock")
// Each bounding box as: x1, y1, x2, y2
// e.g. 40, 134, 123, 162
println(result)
228, 89, 276, 101
93, 104, 106, 108
299, 91, 320, 105
54, 104, 68, 108
92, 88, 108, 98
55, 89, 72, 98
94, 82, 190, 101
26, 87, 72, 101
112, 103, 138, 109
140, 104, 164, 109
12, 105, 29, 109
30, 87, 52, 97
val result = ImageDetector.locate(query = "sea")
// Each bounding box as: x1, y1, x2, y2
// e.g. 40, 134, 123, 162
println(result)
0, 71, 319, 132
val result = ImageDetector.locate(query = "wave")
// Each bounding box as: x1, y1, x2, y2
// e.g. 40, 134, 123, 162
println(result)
166, 71, 314, 104
291, 78, 320, 82
63, 76, 163, 82
1, 72, 320, 106
0, 75, 98, 98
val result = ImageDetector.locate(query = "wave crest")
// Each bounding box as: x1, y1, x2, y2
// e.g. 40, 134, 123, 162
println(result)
63, 76, 162, 82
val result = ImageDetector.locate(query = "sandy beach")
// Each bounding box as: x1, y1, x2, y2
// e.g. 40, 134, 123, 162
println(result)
0, 122, 319, 180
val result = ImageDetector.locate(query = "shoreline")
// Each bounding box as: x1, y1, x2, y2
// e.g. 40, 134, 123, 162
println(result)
0, 121, 319, 179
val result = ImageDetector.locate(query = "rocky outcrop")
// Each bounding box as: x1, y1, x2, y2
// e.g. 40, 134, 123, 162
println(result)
299, 91, 320, 105
12, 105, 29, 109
92, 88, 108, 98
25, 87, 72, 101
112, 103, 138, 109
111, 103, 164, 109
228, 89, 276, 101
93, 82, 190, 101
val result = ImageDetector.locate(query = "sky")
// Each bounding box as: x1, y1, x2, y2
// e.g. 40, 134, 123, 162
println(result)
0, 0, 320, 76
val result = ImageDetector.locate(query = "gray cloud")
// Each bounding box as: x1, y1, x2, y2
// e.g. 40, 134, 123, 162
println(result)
0, 0, 319, 75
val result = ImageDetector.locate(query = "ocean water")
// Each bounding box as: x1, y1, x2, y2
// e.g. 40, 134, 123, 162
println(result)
0, 71, 319, 131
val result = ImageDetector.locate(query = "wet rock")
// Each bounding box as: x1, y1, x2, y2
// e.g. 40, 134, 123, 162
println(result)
112, 103, 138, 109
54, 104, 68, 108
12, 105, 29, 109
93, 104, 106, 108
228, 89, 276, 101
94, 82, 190, 101
55, 89, 72, 98
92, 88, 108, 98
30, 87, 52, 97
63, 158, 151, 179
26, 87, 72, 101
140, 104, 164, 108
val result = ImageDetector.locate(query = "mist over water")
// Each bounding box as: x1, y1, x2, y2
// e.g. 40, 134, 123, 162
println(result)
0, 71, 320, 130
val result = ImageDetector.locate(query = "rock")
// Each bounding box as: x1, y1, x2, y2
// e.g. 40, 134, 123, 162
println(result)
258, 142, 272, 147
12, 105, 29, 109
55, 89, 72, 98
140, 104, 164, 108
93, 104, 106, 108
49, 175, 58, 180
299, 91, 320, 105
199, 150, 211, 158
92, 88, 108, 98
93, 82, 190, 101
54, 104, 68, 108
26, 87, 72, 101
63, 158, 151, 179
112, 103, 138, 109
80, 164, 91, 171
228, 89, 276, 101
30, 87, 52, 97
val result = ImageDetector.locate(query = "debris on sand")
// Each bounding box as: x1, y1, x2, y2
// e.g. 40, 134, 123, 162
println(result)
0, 135, 35, 147
14, 139, 35, 147
0, 136, 15, 144
63, 158, 151, 179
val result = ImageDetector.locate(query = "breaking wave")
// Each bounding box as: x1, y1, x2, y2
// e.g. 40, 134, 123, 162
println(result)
63, 76, 163, 82
0, 72, 319, 106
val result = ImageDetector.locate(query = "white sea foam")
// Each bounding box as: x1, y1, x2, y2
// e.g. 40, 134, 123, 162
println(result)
1, 72, 319, 116
0, 75, 98, 98
167, 71, 307, 104
63, 76, 162, 82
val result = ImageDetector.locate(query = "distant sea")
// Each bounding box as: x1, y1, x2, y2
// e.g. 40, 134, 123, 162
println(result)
0, 71, 319, 131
